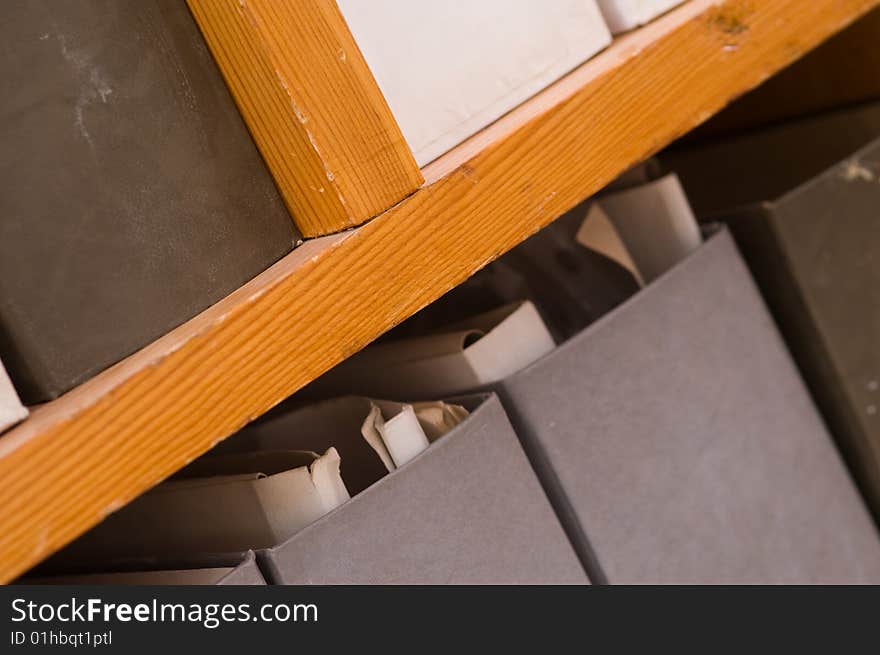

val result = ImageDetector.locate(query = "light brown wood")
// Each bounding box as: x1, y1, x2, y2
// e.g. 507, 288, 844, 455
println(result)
1, 0, 876, 582
186, 0, 423, 237
691, 5, 880, 139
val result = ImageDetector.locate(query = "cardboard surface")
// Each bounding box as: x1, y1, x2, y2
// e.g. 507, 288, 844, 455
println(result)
662, 101, 880, 215
0, 0, 298, 402
497, 229, 880, 583
675, 133, 880, 520
260, 394, 588, 584
215, 552, 267, 586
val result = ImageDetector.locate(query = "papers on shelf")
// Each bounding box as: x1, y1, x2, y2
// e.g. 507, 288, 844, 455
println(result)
308, 301, 555, 400
590, 173, 702, 283
56, 397, 468, 562
71, 448, 350, 556
577, 203, 645, 286
363, 400, 470, 470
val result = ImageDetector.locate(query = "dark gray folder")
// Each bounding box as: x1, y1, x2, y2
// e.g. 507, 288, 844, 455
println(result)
250, 394, 588, 584
662, 101, 880, 216
306, 226, 880, 583
0, 0, 298, 402
494, 228, 880, 583
665, 112, 880, 521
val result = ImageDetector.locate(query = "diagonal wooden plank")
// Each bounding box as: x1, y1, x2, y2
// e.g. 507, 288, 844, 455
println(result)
187, 0, 423, 236
1, 0, 876, 582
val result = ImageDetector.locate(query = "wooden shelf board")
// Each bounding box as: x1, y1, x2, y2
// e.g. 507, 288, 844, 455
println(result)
1, 0, 877, 582
187, 0, 423, 237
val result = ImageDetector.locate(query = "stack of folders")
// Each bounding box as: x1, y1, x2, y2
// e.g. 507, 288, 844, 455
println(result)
302, 168, 880, 584
662, 101, 880, 522
40, 163, 880, 585
43, 394, 585, 584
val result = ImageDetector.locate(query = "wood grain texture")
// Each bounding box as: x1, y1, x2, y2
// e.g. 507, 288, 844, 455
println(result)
186, 0, 423, 237
690, 5, 880, 139
1, 0, 877, 582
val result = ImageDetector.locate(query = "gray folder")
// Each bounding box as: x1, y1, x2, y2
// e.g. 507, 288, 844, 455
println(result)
0, 0, 298, 402
662, 101, 880, 216
665, 111, 880, 520
48, 394, 585, 584
251, 394, 588, 584
494, 228, 880, 583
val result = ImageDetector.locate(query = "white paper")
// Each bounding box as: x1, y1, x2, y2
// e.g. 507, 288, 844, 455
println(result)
462, 301, 556, 385
410, 401, 470, 441
361, 404, 398, 472
315, 301, 555, 400
596, 0, 685, 33
67, 449, 349, 556
597, 173, 702, 282
576, 203, 645, 286
0, 358, 26, 434
252, 448, 350, 543
361, 400, 469, 471
338, 0, 611, 165
378, 405, 430, 468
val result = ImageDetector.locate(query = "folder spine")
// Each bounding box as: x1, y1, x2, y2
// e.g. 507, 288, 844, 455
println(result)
494, 387, 608, 585
255, 549, 285, 586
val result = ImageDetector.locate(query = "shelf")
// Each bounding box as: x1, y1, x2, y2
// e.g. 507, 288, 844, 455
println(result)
187, 0, 424, 237
1, 0, 876, 582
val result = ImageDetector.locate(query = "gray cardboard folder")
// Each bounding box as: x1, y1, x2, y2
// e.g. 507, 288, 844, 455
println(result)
666, 113, 880, 524
0, 1, 297, 402
229, 393, 587, 584
492, 228, 880, 584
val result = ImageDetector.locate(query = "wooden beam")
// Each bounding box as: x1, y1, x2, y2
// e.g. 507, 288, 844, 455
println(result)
690, 5, 880, 139
1, 0, 876, 582
187, 0, 423, 237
